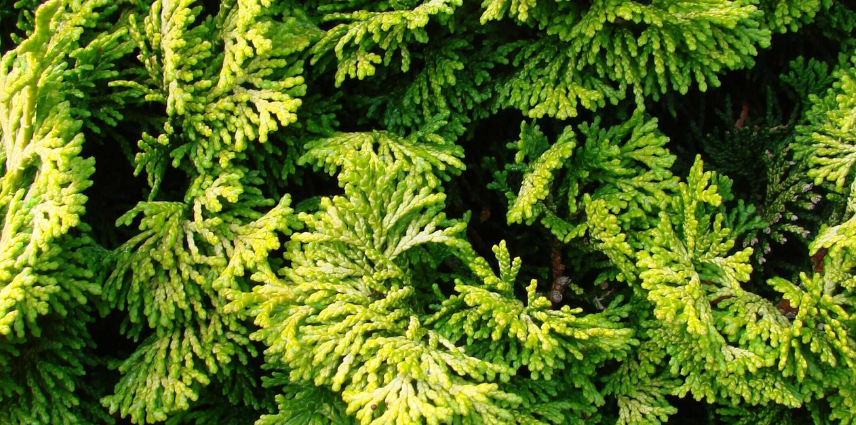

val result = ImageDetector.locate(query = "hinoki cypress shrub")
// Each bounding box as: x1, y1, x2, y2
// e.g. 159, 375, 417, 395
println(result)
2, 0, 856, 423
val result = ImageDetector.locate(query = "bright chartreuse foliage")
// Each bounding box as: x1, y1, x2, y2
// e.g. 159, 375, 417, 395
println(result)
3, 0, 856, 424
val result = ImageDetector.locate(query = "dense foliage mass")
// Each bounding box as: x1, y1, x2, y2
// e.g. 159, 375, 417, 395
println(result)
2, 0, 856, 423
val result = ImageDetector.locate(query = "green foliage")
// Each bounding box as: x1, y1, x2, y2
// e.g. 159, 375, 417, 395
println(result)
101, 189, 295, 423
0, 0, 102, 339
0, 308, 112, 425
310, 0, 463, 86
359, 32, 508, 141
503, 110, 676, 240
299, 121, 465, 187
695, 89, 822, 269
0, 1, 122, 422
795, 49, 856, 193
255, 381, 355, 425
428, 241, 634, 381
492, 109, 676, 285
4, 0, 856, 424
235, 150, 517, 424
231, 144, 636, 423
757, 0, 827, 33
602, 336, 680, 425
490, 0, 773, 119
119, 0, 318, 193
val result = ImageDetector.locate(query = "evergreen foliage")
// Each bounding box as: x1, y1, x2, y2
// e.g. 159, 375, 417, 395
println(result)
2, 0, 856, 424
